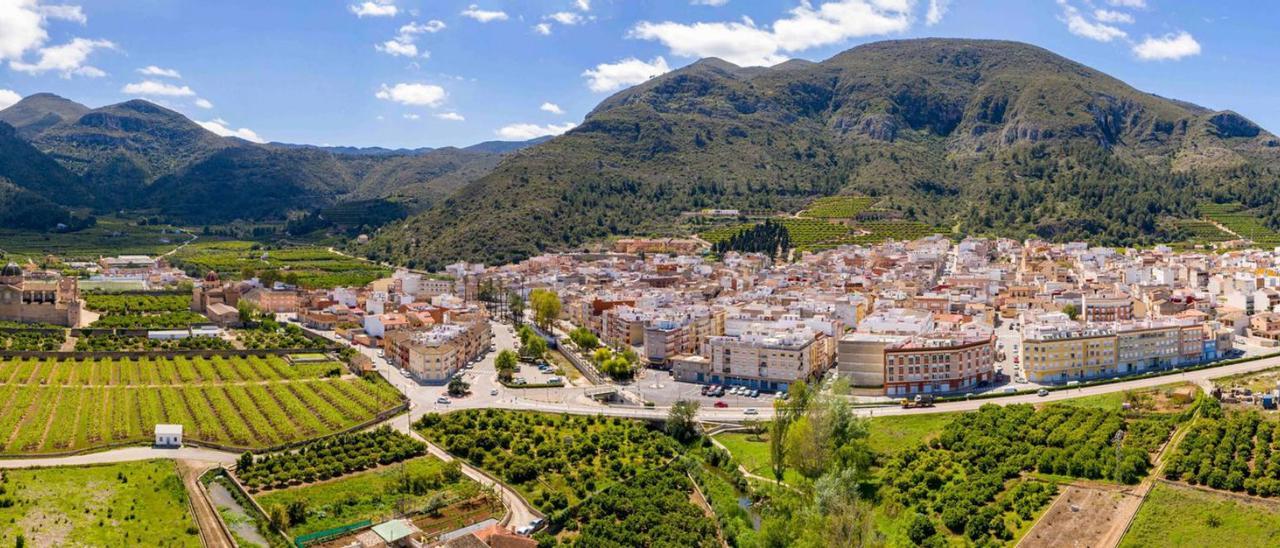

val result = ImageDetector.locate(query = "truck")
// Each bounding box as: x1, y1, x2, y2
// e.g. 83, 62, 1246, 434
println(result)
901, 394, 936, 409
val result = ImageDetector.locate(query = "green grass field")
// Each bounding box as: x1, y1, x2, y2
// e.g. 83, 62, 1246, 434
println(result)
866, 412, 956, 454
1121, 482, 1280, 547
716, 412, 958, 483
255, 456, 479, 539
0, 460, 199, 547
0, 355, 403, 454
713, 431, 805, 484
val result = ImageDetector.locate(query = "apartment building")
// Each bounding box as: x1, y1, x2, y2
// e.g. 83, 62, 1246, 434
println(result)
1021, 324, 1117, 383
383, 318, 491, 384
1081, 294, 1133, 323
883, 333, 995, 396
674, 324, 833, 392
642, 308, 725, 366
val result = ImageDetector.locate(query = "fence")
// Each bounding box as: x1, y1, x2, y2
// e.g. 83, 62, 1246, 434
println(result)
294, 520, 373, 548
0, 348, 337, 360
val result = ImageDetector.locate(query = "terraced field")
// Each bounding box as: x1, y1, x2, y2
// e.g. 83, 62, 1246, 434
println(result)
1199, 203, 1280, 245
799, 195, 875, 219
1174, 219, 1234, 243
0, 355, 403, 454
703, 217, 945, 253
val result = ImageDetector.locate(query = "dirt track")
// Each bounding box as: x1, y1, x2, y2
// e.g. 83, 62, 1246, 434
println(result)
178, 460, 235, 548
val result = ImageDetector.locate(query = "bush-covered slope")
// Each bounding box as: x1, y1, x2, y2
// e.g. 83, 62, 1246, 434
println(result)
366, 38, 1280, 268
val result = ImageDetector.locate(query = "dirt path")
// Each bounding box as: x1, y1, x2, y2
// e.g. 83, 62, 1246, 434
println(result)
178, 459, 236, 548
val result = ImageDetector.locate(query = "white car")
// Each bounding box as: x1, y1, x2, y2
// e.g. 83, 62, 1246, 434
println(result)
515, 526, 533, 536
744, 408, 758, 415
490, 389, 499, 396
436, 396, 451, 404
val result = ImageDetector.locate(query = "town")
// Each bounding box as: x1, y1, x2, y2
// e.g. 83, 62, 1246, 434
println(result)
3, 232, 1280, 546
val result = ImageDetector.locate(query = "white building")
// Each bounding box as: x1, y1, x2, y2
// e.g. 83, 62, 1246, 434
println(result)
155, 424, 183, 447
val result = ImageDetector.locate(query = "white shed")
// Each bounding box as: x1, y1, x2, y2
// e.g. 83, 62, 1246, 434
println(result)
155, 424, 183, 447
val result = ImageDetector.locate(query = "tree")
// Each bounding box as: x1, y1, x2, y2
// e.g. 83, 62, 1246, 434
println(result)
447, 376, 470, 397
667, 400, 700, 443
1063, 303, 1080, 321
769, 406, 789, 484
237, 451, 254, 470
285, 500, 308, 526
523, 336, 548, 360
906, 512, 936, 545
591, 347, 612, 365
237, 300, 258, 325
495, 349, 518, 382
508, 291, 525, 326
267, 504, 288, 531
529, 289, 561, 330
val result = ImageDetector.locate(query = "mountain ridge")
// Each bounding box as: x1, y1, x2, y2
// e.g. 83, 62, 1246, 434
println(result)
363, 38, 1280, 268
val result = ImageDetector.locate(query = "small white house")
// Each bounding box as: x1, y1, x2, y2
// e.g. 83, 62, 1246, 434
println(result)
155, 424, 183, 447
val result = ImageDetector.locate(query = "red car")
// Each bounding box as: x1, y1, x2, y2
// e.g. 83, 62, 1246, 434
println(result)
714, 401, 728, 408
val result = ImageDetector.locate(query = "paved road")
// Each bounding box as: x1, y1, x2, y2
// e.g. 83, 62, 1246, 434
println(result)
0, 446, 237, 469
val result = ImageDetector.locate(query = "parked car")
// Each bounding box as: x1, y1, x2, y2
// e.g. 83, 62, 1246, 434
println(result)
1037, 388, 1049, 397
744, 408, 758, 415
515, 526, 533, 536
749, 389, 759, 398
436, 397, 451, 404
714, 401, 728, 408
700, 385, 710, 396
490, 389, 499, 396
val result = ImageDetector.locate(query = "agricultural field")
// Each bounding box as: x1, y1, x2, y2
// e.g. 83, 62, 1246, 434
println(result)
0, 460, 199, 547
90, 311, 210, 329
1121, 482, 1280, 547
553, 466, 719, 547
0, 355, 402, 454
235, 427, 426, 491
0, 217, 190, 261
74, 334, 234, 352
1199, 203, 1280, 245
1163, 407, 1280, 496
700, 217, 943, 252
0, 328, 64, 351
1213, 365, 1280, 395
415, 409, 681, 515
799, 195, 875, 219
236, 322, 333, 350
84, 293, 191, 315
1173, 219, 1233, 243
170, 241, 389, 289
255, 455, 480, 539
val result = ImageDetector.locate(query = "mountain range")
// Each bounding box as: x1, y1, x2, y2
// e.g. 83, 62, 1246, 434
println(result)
0, 94, 542, 228
363, 39, 1280, 268
3, 39, 1280, 266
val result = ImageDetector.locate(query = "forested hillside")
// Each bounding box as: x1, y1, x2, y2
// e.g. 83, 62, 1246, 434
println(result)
364, 39, 1280, 268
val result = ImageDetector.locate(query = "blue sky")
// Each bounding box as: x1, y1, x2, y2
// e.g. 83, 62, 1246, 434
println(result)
0, 0, 1272, 148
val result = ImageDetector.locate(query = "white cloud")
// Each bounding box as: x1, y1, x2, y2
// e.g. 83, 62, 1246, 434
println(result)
0, 89, 21, 110
926, 0, 950, 25
1057, 1, 1126, 42
692, 0, 730, 6
534, 23, 553, 35
37, 4, 85, 24
121, 79, 196, 97
403, 113, 420, 120
375, 83, 447, 107
435, 112, 465, 121
1133, 31, 1201, 61
376, 39, 420, 57
138, 65, 181, 78
540, 102, 565, 115
1093, 9, 1134, 24
400, 20, 445, 35
198, 118, 265, 143
547, 12, 584, 25
461, 5, 508, 23
1107, 0, 1146, 7
0, 1, 48, 62
631, 0, 913, 67
581, 56, 671, 92
495, 122, 576, 140
194, 98, 213, 109
575, 0, 591, 11
350, 0, 398, 18
11, 37, 115, 77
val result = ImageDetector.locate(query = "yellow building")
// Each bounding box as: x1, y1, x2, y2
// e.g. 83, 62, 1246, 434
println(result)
1021, 326, 1116, 383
